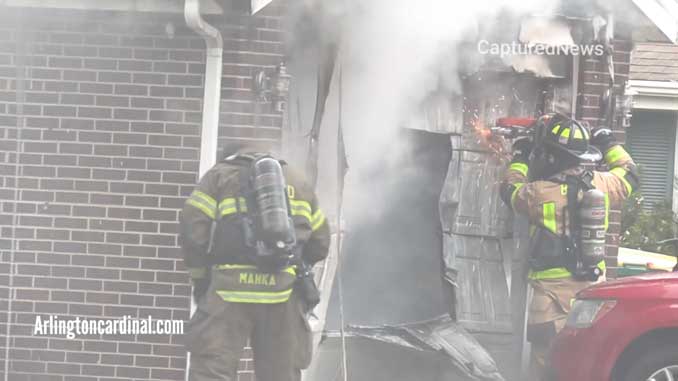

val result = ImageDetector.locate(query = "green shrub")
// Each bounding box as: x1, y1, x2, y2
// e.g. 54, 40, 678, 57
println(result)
621, 193, 677, 255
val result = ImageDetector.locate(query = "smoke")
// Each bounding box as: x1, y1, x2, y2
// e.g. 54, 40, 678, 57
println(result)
326, 0, 559, 222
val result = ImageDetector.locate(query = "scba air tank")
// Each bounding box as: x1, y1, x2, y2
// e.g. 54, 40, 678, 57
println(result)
251, 157, 293, 247
578, 188, 607, 268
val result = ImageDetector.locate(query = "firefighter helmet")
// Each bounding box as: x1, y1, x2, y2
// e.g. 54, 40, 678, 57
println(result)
527, 114, 603, 180
536, 114, 602, 163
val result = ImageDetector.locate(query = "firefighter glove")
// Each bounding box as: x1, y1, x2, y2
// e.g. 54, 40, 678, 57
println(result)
591, 127, 615, 152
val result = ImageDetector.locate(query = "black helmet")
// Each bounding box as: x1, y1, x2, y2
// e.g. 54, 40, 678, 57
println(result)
220, 140, 270, 161
528, 114, 602, 180
535, 113, 602, 162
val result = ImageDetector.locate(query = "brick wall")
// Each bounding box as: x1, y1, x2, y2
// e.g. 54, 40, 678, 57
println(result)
577, 25, 634, 277
0, 4, 285, 380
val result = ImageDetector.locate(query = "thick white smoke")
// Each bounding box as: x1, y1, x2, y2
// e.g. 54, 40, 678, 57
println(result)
334, 0, 559, 221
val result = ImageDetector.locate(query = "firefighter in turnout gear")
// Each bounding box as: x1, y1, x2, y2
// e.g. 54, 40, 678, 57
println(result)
180, 145, 330, 381
500, 114, 639, 380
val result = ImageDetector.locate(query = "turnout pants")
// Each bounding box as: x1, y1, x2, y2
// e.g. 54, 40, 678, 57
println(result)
527, 277, 600, 380
185, 285, 312, 381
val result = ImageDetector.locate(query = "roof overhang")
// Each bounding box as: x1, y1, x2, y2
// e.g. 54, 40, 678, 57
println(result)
0, 0, 224, 14
250, 0, 273, 14
631, 0, 678, 43
0, 0, 277, 15
627, 79, 678, 110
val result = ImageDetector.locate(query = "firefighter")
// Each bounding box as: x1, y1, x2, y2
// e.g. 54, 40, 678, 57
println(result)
500, 114, 639, 380
180, 143, 331, 381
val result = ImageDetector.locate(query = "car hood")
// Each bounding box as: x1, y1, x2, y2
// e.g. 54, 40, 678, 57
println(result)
578, 272, 678, 300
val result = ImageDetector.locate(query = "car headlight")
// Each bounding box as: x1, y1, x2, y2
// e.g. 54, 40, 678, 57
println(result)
565, 299, 617, 329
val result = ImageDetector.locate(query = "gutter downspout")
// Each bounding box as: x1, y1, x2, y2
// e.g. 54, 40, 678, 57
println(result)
184, 2, 222, 379
185, 0, 223, 178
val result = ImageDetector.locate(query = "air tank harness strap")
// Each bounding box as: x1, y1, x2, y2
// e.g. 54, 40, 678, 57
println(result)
564, 175, 581, 275
565, 172, 595, 280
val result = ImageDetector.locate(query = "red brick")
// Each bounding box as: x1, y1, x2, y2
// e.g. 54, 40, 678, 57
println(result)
85, 267, 120, 280
51, 291, 85, 303
88, 243, 122, 255
68, 279, 103, 291
52, 265, 85, 278
72, 254, 105, 267
72, 229, 105, 241
121, 269, 155, 282
106, 232, 140, 245
131, 96, 163, 108
82, 341, 116, 353
123, 245, 156, 257
61, 118, 94, 130
151, 368, 184, 380
35, 301, 68, 314
80, 83, 113, 95
108, 207, 142, 220
115, 84, 148, 96
105, 256, 139, 268
66, 352, 99, 364
15, 289, 49, 300
103, 280, 138, 293
100, 354, 133, 366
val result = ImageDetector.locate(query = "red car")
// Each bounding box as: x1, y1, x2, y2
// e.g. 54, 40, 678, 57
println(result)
550, 271, 678, 381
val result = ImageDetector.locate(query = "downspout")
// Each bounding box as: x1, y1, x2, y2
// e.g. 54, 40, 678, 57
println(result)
184, 2, 222, 379
185, 0, 223, 178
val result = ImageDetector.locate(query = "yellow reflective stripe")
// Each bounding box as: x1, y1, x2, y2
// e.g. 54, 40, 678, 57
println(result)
552, 126, 583, 139
511, 183, 524, 209
610, 167, 633, 195
509, 162, 529, 177
186, 191, 218, 219
311, 209, 326, 231
529, 260, 606, 280
216, 289, 293, 304
604, 146, 626, 164
191, 191, 216, 209
529, 267, 571, 280
542, 202, 557, 233
219, 197, 248, 217
574, 129, 583, 139
186, 199, 216, 219
214, 264, 296, 276
290, 199, 312, 213
290, 199, 313, 222
215, 264, 257, 270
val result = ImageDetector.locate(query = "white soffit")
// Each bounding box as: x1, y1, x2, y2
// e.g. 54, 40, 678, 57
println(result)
628, 79, 678, 110
251, 0, 274, 14
0, 0, 223, 14
632, 0, 678, 43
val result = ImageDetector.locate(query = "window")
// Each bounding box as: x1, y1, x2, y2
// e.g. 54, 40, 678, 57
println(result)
626, 110, 678, 209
